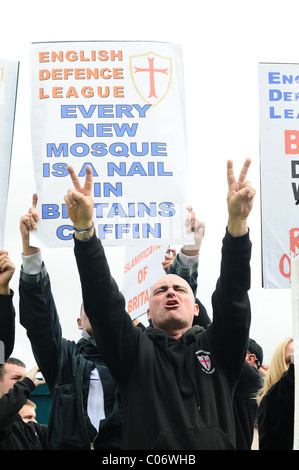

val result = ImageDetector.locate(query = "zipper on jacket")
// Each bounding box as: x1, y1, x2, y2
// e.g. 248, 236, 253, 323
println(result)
90, 432, 99, 450
81, 360, 95, 450
81, 359, 100, 450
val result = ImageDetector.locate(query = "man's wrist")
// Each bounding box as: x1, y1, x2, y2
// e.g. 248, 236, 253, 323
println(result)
74, 232, 95, 241
227, 217, 248, 237
181, 247, 200, 256
0, 286, 10, 295
73, 221, 94, 234
22, 246, 40, 257
72, 220, 94, 240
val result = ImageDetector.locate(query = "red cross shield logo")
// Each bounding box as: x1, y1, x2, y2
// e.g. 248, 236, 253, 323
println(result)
197, 355, 211, 371
129, 51, 172, 106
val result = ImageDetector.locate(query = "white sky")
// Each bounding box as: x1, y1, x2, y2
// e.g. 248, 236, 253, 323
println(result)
1, 0, 298, 367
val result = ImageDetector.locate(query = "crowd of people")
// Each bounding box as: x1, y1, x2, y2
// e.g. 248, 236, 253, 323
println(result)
0, 158, 296, 450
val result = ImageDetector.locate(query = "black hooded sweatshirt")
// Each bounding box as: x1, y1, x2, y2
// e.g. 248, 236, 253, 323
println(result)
74, 229, 252, 450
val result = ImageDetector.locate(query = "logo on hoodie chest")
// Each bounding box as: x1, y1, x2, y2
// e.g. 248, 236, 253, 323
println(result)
195, 350, 215, 375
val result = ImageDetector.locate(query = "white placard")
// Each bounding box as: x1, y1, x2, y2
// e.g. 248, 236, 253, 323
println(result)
123, 244, 168, 320
291, 255, 299, 449
0, 58, 19, 248
259, 62, 299, 288
30, 41, 189, 247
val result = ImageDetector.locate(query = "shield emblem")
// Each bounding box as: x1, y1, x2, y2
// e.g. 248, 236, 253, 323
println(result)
129, 51, 172, 106
197, 355, 211, 371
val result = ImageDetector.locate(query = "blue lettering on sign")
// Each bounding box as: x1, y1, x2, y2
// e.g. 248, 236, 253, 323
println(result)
97, 223, 161, 239
57, 225, 73, 240
269, 107, 299, 119
42, 204, 69, 219
158, 202, 175, 216
268, 72, 299, 85
43, 162, 98, 177
47, 142, 167, 159
43, 204, 60, 219
61, 104, 151, 119
269, 90, 299, 102
76, 123, 138, 137
44, 202, 175, 220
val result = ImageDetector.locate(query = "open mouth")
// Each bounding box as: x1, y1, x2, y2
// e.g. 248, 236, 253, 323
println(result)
165, 299, 179, 309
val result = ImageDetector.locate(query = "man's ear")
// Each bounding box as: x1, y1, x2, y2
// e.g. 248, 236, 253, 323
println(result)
147, 308, 151, 322
193, 303, 199, 317
247, 353, 257, 366
77, 317, 82, 330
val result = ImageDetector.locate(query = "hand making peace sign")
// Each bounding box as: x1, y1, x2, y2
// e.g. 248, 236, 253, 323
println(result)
226, 158, 256, 237
64, 165, 95, 237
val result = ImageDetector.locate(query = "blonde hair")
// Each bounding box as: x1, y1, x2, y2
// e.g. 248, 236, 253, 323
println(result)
26, 399, 36, 409
256, 337, 293, 405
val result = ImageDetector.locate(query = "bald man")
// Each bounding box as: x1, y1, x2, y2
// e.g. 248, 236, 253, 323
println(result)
63, 158, 255, 450
147, 274, 199, 338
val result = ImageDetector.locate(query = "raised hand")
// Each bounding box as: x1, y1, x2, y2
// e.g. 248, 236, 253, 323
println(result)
162, 248, 177, 273
226, 159, 256, 236
64, 165, 94, 236
0, 251, 15, 295
26, 365, 46, 388
20, 193, 40, 255
182, 206, 205, 255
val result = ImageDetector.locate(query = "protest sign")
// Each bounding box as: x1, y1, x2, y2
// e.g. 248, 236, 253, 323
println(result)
0, 58, 19, 248
259, 62, 299, 288
292, 255, 299, 449
30, 41, 189, 247
123, 244, 167, 320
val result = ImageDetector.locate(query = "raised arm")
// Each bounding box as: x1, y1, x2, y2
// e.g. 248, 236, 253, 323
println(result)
226, 158, 256, 237
64, 165, 138, 382
0, 365, 44, 438
0, 252, 15, 361
19, 198, 65, 389
211, 159, 256, 380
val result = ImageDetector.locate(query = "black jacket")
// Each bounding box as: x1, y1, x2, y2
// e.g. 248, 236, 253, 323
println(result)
258, 363, 294, 450
0, 290, 15, 363
74, 229, 252, 450
19, 264, 123, 450
168, 248, 262, 449
0, 377, 47, 450
233, 362, 263, 449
